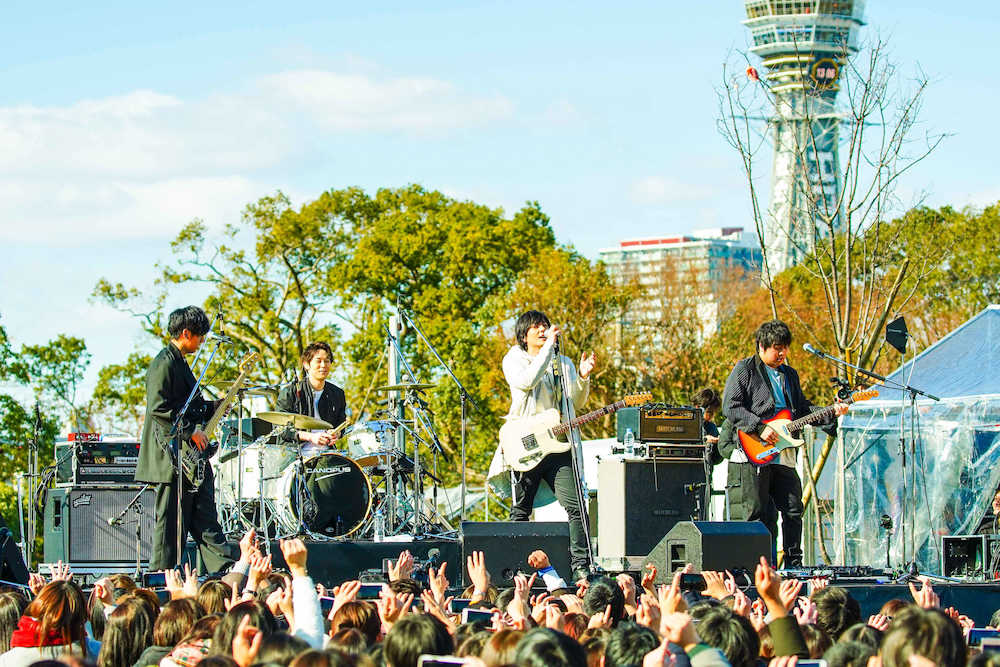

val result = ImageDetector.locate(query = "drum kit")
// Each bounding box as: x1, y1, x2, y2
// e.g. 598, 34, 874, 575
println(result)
212, 381, 450, 544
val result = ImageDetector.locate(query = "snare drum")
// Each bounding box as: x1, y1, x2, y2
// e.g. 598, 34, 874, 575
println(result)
216, 441, 296, 504
271, 452, 372, 537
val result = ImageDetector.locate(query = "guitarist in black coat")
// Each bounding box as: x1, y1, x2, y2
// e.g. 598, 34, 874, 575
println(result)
136, 306, 235, 572
274, 342, 348, 446
720, 319, 846, 567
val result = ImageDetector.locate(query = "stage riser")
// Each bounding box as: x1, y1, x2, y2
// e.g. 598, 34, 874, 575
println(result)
840, 583, 1000, 627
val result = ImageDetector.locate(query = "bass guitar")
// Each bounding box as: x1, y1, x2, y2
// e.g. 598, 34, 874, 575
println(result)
737, 388, 878, 465
176, 351, 259, 487
500, 393, 651, 472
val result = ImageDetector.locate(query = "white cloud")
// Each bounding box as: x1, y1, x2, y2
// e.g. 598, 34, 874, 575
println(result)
0, 67, 515, 242
629, 175, 715, 205
260, 70, 514, 131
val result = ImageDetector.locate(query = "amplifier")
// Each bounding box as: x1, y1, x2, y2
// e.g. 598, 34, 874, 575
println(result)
597, 458, 706, 570
55, 435, 139, 485
43, 485, 156, 565
617, 406, 703, 444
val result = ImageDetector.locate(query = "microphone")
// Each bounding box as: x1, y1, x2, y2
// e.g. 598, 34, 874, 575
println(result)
551, 332, 561, 379
803, 343, 827, 359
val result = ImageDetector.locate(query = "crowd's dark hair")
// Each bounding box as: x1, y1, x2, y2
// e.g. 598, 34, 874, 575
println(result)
755, 319, 792, 350
513, 627, 587, 667
481, 628, 524, 667
97, 596, 156, 667
582, 576, 626, 625
823, 640, 877, 667
0, 590, 27, 652
388, 578, 422, 597
691, 387, 721, 413
254, 631, 310, 666
383, 614, 453, 667
495, 587, 516, 615
25, 581, 88, 655
301, 342, 333, 369
289, 649, 355, 667
167, 306, 211, 339
879, 606, 965, 667
839, 622, 883, 649
211, 600, 276, 657
198, 656, 240, 667
800, 622, 833, 658
695, 606, 759, 667
331, 600, 381, 646
177, 614, 221, 644
154, 598, 204, 646
562, 612, 588, 640
198, 580, 233, 615
812, 586, 861, 641
328, 627, 368, 656
515, 310, 551, 351
455, 630, 492, 657
604, 621, 660, 667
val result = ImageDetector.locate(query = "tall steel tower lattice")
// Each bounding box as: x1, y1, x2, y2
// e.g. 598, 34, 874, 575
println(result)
743, 1, 866, 272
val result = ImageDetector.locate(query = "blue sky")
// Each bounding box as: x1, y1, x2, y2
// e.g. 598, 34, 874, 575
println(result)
1, 1, 997, 399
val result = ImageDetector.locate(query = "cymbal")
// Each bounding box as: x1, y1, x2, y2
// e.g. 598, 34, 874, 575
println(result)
256, 411, 333, 430
211, 380, 279, 396
375, 383, 435, 392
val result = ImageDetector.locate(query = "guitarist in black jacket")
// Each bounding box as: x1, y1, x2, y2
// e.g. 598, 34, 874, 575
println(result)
720, 319, 846, 567
136, 306, 235, 572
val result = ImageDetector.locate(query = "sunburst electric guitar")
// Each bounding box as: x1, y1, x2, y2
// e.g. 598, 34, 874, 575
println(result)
499, 393, 652, 472
737, 389, 878, 465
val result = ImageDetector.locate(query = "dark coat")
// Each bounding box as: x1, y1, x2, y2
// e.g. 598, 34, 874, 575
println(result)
274, 379, 347, 443
135, 344, 217, 483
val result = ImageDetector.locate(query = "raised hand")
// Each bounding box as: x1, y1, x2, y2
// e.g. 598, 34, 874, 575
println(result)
867, 613, 891, 631
755, 556, 787, 617
50, 560, 73, 582
28, 572, 45, 596
579, 352, 596, 379
279, 537, 308, 578
248, 552, 272, 588
276, 585, 295, 625
239, 528, 259, 562
428, 562, 449, 605
793, 597, 817, 626
641, 563, 658, 596
732, 590, 751, 618
661, 612, 699, 649
657, 570, 688, 614
778, 578, 803, 610
636, 593, 661, 631
908, 576, 939, 609
376, 590, 414, 631
466, 550, 490, 596
329, 580, 361, 620
545, 603, 566, 631
587, 604, 613, 630
420, 591, 456, 633
702, 571, 729, 600
182, 563, 199, 598
93, 578, 114, 605
510, 572, 536, 622
232, 615, 263, 667
388, 550, 415, 582
527, 550, 551, 570
617, 573, 638, 607
164, 569, 185, 599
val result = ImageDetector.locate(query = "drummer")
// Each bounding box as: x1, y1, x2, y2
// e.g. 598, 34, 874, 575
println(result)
275, 342, 348, 448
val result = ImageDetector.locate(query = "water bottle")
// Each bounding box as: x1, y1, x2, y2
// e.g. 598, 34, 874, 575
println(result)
623, 428, 635, 457
373, 506, 385, 542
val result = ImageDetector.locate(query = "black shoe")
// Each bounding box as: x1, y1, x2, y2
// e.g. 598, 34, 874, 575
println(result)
572, 567, 590, 583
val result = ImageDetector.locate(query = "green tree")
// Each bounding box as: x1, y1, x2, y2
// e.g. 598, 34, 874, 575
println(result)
8, 335, 92, 430
89, 351, 152, 436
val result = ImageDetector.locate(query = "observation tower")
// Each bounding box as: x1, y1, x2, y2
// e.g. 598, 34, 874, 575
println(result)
742, 1, 866, 271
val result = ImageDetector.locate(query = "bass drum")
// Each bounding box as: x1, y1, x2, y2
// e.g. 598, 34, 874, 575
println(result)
272, 452, 372, 538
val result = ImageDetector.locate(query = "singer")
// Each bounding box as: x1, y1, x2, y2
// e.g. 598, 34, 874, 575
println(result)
135, 306, 236, 572
489, 309, 595, 583
719, 319, 847, 567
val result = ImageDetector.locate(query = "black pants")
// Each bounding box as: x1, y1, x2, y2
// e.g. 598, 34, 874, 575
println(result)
727, 461, 804, 567
509, 451, 589, 572
150, 471, 235, 573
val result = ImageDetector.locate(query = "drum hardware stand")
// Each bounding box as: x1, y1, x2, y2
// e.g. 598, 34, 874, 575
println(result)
399, 309, 478, 523
107, 484, 151, 579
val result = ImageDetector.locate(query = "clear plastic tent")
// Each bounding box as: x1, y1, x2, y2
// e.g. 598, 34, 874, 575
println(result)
834, 306, 1000, 571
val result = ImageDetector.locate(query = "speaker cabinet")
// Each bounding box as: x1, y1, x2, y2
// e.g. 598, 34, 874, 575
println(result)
597, 458, 705, 569
461, 521, 570, 587
644, 521, 771, 581
44, 486, 156, 565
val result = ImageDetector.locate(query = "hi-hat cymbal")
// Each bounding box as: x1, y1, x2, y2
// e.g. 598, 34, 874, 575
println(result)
375, 383, 435, 392
256, 411, 333, 430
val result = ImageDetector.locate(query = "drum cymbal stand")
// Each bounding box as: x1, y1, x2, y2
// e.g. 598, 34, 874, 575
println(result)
402, 387, 451, 536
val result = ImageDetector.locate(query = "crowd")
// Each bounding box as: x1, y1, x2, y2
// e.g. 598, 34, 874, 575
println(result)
1, 531, 998, 667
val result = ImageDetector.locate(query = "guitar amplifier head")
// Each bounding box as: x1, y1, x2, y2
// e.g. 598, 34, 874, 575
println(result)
617, 406, 704, 443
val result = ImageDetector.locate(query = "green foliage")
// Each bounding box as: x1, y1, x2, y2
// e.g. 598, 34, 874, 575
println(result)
8, 334, 92, 430
90, 351, 152, 435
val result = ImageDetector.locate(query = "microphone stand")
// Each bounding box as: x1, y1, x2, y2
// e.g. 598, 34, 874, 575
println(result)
552, 336, 597, 575
803, 343, 939, 573
399, 309, 476, 523
108, 485, 150, 578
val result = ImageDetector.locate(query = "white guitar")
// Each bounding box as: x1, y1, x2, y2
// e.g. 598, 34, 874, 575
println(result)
499, 393, 651, 472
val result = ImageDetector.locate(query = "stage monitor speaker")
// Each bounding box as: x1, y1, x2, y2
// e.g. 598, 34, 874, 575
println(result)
44, 486, 156, 565
644, 521, 771, 582
597, 458, 705, 569
461, 521, 570, 587
0, 516, 28, 586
